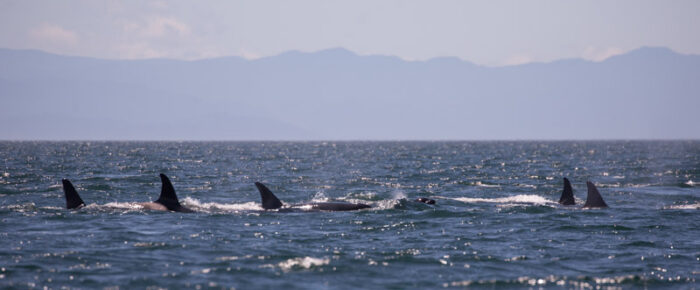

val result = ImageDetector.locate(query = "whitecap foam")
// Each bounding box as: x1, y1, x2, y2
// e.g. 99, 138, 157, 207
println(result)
450, 195, 556, 206
181, 197, 261, 212
216, 255, 253, 261
4, 202, 37, 212
271, 257, 329, 272
310, 191, 329, 202
391, 190, 407, 200
345, 192, 377, 199
685, 180, 696, 187
372, 198, 402, 210
40, 206, 63, 210
473, 181, 500, 188
664, 203, 700, 210
101, 202, 146, 211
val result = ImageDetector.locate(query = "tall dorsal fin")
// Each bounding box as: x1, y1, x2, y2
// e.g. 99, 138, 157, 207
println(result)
254, 182, 283, 210
156, 174, 190, 212
584, 181, 608, 208
559, 177, 575, 205
62, 179, 85, 209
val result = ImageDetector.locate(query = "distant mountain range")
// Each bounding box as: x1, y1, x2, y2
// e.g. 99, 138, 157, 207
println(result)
1, 47, 698, 140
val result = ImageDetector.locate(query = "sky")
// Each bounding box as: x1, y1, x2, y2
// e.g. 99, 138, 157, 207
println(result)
0, 0, 699, 66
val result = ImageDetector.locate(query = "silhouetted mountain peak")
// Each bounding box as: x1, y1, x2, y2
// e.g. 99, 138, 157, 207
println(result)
605, 46, 680, 63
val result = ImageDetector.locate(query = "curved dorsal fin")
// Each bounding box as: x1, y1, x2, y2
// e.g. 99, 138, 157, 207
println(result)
62, 179, 85, 209
156, 174, 186, 211
584, 181, 608, 208
559, 177, 575, 205
255, 182, 283, 210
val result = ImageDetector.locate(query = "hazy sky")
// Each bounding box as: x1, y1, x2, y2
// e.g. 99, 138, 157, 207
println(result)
1, 0, 699, 66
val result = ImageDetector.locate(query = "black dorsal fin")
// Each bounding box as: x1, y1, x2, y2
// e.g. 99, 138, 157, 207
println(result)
559, 177, 575, 205
584, 181, 608, 208
254, 182, 283, 210
156, 174, 189, 212
62, 179, 85, 209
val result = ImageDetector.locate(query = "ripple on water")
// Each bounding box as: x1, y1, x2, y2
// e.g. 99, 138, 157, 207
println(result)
0, 141, 698, 288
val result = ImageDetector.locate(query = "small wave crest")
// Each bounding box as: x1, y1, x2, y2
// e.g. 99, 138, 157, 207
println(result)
3, 202, 37, 212
472, 181, 500, 188
264, 257, 329, 272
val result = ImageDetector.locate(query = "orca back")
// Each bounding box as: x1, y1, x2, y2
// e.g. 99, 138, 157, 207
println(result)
62, 179, 85, 209
156, 174, 192, 212
310, 202, 371, 211
583, 181, 608, 208
415, 197, 436, 205
559, 177, 575, 205
255, 182, 283, 210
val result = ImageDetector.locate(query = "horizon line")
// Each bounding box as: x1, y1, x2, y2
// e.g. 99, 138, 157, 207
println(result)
1, 139, 697, 142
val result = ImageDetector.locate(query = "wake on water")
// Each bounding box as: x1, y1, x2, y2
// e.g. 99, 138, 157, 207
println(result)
28, 193, 696, 213
31, 196, 407, 214
437, 194, 559, 207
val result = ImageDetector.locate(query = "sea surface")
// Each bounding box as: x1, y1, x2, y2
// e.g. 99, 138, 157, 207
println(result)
0, 141, 698, 289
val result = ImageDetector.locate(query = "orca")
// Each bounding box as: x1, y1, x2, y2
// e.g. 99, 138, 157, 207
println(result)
61, 173, 193, 213
254, 182, 371, 211
558, 177, 575, 205
583, 181, 608, 208
415, 197, 436, 204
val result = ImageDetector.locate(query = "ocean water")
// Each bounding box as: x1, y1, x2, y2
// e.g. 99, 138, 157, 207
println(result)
0, 141, 698, 289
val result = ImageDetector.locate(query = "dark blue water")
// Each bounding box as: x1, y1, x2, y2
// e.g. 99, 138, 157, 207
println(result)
1, 141, 698, 289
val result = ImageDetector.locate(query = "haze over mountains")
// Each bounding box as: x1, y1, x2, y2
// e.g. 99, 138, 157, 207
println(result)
1, 47, 698, 140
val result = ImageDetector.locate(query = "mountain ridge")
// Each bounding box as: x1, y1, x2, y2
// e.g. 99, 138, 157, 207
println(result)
1, 46, 698, 140
5, 46, 688, 66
